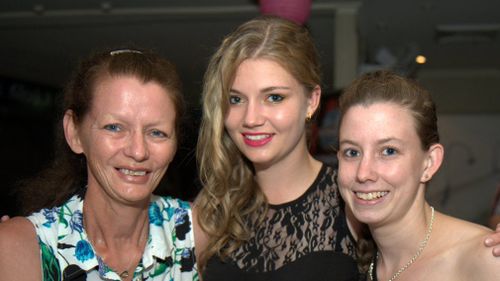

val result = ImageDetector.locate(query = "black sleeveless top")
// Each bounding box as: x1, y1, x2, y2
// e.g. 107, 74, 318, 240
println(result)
203, 164, 360, 281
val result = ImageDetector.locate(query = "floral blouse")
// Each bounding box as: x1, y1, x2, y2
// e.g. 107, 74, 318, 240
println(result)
27, 192, 199, 281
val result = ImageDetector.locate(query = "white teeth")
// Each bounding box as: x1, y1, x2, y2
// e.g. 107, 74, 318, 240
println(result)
120, 168, 146, 176
245, 134, 269, 141
355, 191, 388, 201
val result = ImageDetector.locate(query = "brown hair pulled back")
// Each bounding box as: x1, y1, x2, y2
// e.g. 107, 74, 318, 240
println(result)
18, 48, 184, 215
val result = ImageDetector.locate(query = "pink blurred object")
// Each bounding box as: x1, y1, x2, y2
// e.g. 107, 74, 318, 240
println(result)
259, 0, 312, 25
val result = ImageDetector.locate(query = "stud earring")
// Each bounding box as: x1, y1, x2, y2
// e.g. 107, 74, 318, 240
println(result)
305, 112, 312, 122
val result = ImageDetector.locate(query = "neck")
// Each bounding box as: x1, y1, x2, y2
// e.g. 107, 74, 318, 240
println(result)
83, 186, 150, 249
83, 187, 150, 280
254, 152, 321, 205
371, 203, 435, 280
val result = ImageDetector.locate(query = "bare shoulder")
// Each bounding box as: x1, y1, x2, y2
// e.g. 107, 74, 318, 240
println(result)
0, 216, 41, 281
444, 215, 500, 280
463, 229, 500, 280
0, 216, 38, 249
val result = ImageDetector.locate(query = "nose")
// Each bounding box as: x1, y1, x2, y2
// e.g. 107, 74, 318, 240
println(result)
356, 154, 377, 182
243, 100, 264, 128
124, 131, 149, 162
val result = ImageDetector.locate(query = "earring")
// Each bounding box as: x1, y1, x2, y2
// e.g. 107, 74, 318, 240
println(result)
305, 112, 312, 122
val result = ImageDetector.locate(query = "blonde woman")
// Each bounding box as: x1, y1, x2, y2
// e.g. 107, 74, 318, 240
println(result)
194, 15, 370, 281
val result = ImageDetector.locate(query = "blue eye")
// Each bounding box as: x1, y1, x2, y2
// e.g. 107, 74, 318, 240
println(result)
343, 148, 360, 158
382, 147, 397, 156
267, 94, 284, 103
150, 129, 168, 138
229, 95, 242, 104
103, 124, 121, 132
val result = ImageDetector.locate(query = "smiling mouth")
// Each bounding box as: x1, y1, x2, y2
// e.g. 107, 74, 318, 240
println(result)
242, 133, 274, 147
355, 191, 388, 200
244, 134, 272, 140
119, 168, 147, 176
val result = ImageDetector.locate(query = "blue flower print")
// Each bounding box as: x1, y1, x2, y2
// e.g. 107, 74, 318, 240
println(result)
75, 240, 94, 262
174, 208, 191, 240
96, 255, 112, 277
178, 200, 190, 210
174, 209, 188, 226
69, 210, 84, 233
149, 202, 164, 226
42, 209, 57, 228
165, 206, 175, 220
181, 248, 191, 258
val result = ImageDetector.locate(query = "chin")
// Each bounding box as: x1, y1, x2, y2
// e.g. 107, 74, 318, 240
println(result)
355, 215, 380, 225
245, 154, 275, 166
349, 205, 383, 225
120, 188, 153, 203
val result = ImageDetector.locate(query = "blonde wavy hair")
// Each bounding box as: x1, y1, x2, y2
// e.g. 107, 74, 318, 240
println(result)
194, 15, 322, 267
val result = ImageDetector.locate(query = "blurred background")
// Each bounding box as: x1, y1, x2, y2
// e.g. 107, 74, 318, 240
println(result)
1, 0, 499, 226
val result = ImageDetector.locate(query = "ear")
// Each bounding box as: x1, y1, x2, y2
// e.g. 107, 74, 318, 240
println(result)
306, 85, 321, 116
420, 143, 444, 183
63, 110, 84, 154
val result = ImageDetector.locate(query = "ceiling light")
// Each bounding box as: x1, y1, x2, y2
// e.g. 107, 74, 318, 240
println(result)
415, 55, 426, 64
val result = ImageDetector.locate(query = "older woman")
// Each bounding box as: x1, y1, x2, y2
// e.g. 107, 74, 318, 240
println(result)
0, 49, 197, 280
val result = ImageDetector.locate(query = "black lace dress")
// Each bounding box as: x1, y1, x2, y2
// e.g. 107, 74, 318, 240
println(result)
203, 164, 360, 281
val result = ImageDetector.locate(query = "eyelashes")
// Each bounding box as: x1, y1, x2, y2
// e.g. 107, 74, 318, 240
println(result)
102, 123, 171, 139
103, 123, 121, 132
340, 147, 399, 159
228, 93, 286, 105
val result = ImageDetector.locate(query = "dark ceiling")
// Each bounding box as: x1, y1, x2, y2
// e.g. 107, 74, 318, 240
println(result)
0, 0, 499, 101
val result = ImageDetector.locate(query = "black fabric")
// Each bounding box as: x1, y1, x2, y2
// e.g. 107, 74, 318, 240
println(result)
203, 164, 360, 281
63, 264, 87, 281
204, 251, 358, 281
